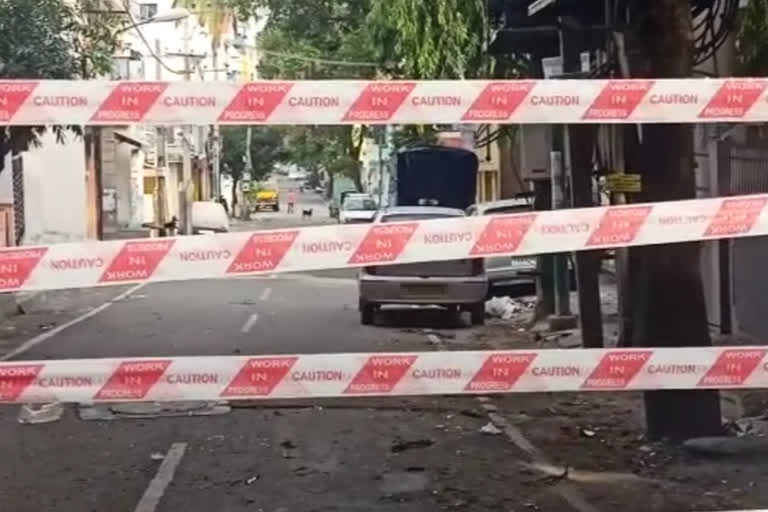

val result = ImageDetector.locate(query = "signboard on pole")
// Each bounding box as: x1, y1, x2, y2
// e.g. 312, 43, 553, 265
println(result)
605, 173, 642, 193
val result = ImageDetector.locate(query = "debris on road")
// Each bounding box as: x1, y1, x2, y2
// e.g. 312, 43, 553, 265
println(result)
150, 452, 165, 461
280, 439, 297, 459
18, 402, 64, 425
580, 427, 597, 438
229, 299, 258, 306
485, 296, 534, 320
390, 438, 434, 453
725, 415, 768, 437
78, 401, 230, 421
479, 422, 502, 436
421, 328, 456, 339
245, 475, 261, 485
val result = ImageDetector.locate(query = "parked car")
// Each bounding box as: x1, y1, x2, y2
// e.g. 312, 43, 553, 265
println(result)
466, 198, 537, 291
467, 198, 576, 295
190, 201, 230, 234
358, 206, 488, 326
339, 193, 378, 224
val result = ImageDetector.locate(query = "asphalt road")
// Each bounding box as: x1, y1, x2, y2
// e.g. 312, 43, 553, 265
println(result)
1, 187, 765, 512
0, 187, 567, 512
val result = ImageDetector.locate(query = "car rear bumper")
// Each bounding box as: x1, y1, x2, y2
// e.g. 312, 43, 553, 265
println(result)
359, 274, 488, 305
486, 267, 537, 285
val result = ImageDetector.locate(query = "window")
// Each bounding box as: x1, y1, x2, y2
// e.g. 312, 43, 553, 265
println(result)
139, 3, 158, 21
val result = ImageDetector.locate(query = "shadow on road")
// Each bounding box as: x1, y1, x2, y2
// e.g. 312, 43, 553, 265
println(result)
372, 307, 472, 330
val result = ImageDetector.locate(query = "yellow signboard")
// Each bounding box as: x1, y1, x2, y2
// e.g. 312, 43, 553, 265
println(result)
605, 173, 642, 193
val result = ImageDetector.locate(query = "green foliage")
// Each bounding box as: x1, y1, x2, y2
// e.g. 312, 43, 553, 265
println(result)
251, 1, 377, 188
0, 0, 118, 80
220, 126, 286, 184
256, 1, 378, 80
367, 0, 490, 79
0, 0, 120, 165
237, 0, 517, 186
280, 125, 365, 189
737, 0, 768, 75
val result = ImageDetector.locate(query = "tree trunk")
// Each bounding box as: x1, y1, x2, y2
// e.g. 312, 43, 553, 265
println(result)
245, 126, 253, 175
231, 175, 239, 213
630, 0, 722, 441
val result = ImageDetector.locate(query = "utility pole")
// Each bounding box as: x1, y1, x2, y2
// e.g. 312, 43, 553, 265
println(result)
376, 126, 385, 206
176, 17, 194, 235
211, 42, 221, 201
549, 147, 574, 326
181, 51, 193, 235
546, 26, 577, 332
561, 19, 604, 348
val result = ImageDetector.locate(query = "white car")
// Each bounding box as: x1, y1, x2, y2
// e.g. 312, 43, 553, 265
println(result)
467, 198, 576, 293
190, 201, 229, 234
358, 206, 488, 326
339, 194, 378, 224
466, 199, 537, 288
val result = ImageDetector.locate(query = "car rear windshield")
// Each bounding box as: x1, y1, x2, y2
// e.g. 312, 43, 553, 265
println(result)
375, 213, 477, 276
344, 198, 377, 211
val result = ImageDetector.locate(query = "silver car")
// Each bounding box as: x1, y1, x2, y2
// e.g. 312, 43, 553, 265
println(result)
466, 199, 538, 288
358, 206, 489, 326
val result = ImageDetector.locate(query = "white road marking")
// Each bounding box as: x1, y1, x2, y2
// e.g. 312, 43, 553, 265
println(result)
1, 282, 147, 361
259, 287, 272, 301
240, 313, 260, 333
133, 442, 188, 512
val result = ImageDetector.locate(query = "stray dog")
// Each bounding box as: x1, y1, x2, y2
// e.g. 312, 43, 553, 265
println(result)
302, 208, 313, 219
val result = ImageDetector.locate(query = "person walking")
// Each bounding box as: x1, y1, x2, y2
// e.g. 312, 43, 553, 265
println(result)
287, 189, 297, 214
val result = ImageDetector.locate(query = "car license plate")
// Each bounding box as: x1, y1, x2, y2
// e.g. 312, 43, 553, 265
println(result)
402, 284, 446, 297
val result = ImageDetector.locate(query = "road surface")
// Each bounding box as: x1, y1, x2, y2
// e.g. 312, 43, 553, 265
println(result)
0, 187, 766, 512
0, 186, 550, 512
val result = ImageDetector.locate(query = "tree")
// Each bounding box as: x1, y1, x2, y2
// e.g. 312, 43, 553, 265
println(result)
736, 0, 768, 75
0, 0, 120, 170
367, 0, 490, 79
253, 1, 378, 193
220, 126, 285, 208
627, 0, 722, 441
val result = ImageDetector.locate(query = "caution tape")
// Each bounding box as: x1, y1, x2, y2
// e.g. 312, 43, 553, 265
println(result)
2, 347, 767, 403
1, 78, 768, 126
0, 194, 766, 293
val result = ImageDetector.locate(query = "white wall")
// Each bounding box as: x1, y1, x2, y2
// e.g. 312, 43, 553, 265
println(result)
0, 154, 13, 203
21, 131, 87, 245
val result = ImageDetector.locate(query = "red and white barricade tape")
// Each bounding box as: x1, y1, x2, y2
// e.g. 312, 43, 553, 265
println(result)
3, 347, 768, 403
1, 78, 768, 126
1, 194, 766, 293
